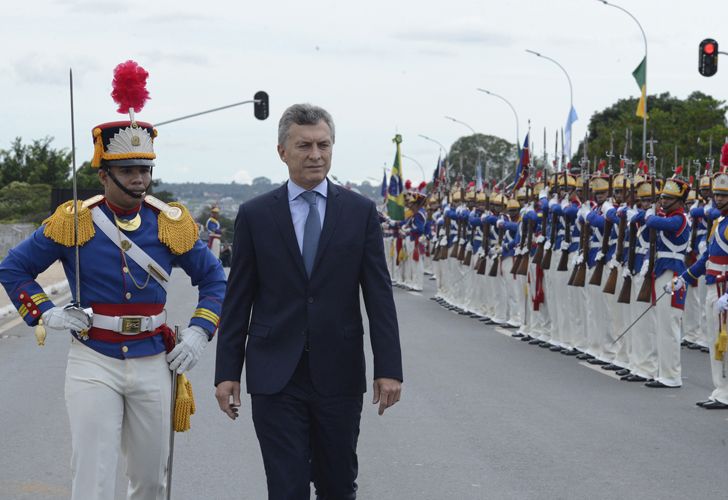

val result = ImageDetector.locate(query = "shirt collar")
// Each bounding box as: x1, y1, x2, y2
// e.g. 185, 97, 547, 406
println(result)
288, 178, 328, 201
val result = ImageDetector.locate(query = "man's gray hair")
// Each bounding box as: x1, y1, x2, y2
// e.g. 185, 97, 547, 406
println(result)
278, 103, 335, 145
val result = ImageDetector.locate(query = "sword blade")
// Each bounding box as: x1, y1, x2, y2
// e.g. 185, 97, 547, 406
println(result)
612, 289, 668, 344
69, 69, 80, 306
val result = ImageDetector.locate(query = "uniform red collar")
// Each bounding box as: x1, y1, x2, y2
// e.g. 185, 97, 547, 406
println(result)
105, 199, 142, 216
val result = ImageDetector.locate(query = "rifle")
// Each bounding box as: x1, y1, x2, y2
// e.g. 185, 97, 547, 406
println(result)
489, 224, 505, 277
636, 137, 658, 303
605, 131, 631, 293
463, 221, 475, 266
517, 216, 534, 275
569, 135, 591, 287
557, 169, 572, 272
476, 198, 491, 274
617, 169, 638, 303
450, 214, 461, 259
589, 135, 615, 286
685, 171, 700, 266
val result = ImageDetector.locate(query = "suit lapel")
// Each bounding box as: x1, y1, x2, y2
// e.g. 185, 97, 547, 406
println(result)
312, 181, 342, 274
269, 184, 307, 281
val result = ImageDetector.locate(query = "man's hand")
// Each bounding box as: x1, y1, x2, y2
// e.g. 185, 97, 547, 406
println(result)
166, 326, 208, 374
372, 378, 401, 416
42, 305, 91, 331
215, 381, 241, 420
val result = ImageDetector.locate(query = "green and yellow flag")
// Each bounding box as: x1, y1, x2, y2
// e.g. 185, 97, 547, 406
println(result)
386, 134, 405, 220
632, 56, 647, 118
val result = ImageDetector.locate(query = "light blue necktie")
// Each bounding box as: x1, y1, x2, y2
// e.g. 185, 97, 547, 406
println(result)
300, 191, 321, 277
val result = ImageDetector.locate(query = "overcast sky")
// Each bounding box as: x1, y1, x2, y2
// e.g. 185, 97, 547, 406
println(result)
2, 0, 726, 186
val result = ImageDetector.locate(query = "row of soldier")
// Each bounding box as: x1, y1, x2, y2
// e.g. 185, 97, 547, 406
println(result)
383, 148, 728, 410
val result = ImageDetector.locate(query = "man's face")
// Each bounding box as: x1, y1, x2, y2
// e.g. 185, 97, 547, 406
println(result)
594, 191, 607, 204
714, 193, 728, 210
278, 121, 333, 190
700, 188, 712, 201
99, 165, 151, 209
659, 196, 679, 212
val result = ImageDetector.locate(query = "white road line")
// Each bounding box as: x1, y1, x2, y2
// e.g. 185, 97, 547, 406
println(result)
494, 326, 516, 338
578, 361, 622, 380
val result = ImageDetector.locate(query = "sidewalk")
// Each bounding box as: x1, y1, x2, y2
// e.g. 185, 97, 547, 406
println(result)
0, 261, 69, 320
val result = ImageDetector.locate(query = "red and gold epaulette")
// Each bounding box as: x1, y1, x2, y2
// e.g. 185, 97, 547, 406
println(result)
42, 195, 104, 247
144, 195, 199, 255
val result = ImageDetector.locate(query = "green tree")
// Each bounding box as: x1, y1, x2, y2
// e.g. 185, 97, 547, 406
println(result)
575, 92, 728, 177
0, 137, 71, 187
0, 181, 52, 223
447, 134, 517, 185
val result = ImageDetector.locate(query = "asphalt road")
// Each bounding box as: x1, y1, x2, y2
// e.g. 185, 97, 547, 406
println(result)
0, 270, 726, 500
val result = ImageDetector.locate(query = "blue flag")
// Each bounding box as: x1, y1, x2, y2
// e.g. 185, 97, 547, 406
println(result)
564, 106, 578, 160
380, 169, 388, 198
513, 133, 530, 190
475, 160, 483, 191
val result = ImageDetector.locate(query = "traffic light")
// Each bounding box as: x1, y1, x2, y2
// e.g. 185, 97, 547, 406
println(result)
699, 38, 718, 77
254, 91, 269, 120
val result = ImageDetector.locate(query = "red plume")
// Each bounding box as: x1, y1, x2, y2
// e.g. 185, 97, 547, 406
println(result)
721, 142, 728, 167
536, 170, 543, 179
111, 60, 150, 114
638, 160, 648, 174
597, 159, 606, 171
404, 179, 412, 190
619, 159, 625, 169
689, 175, 695, 184
467, 181, 475, 188
675, 165, 683, 175
418, 181, 427, 191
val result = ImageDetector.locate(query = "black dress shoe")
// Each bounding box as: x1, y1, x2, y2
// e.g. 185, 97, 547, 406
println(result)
520, 335, 533, 342
681, 339, 689, 347
700, 346, 710, 353
587, 358, 608, 365
479, 317, 492, 322
645, 380, 680, 388
601, 364, 622, 371
696, 400, 713, 407
624, 374, 647, 382
528, 338, 542, 345
576, 353, 593, 360
511, 332, 524, 338
549, 345, 563, 352
561, 349, 579, 356
687, 342, 702, 350
616, 368, 631, 376
538, 342, 552, 348
702, 400, 728, 409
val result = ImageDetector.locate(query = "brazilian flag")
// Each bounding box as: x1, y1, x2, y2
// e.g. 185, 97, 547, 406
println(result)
387, 134, 405, 220
632, 57, 647, 118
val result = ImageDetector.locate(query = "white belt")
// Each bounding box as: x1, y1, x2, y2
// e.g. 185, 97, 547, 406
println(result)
707, 261, 728, 274
656, 251, 685, 260
92, 311, 167, 335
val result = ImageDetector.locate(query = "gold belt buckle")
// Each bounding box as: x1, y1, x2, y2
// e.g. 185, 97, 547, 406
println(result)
120, 316, 143, 334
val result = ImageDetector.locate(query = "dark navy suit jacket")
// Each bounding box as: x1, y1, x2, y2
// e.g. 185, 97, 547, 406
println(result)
214, 180, 402, 396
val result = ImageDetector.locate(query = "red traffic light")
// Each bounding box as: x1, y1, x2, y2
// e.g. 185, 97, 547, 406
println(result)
699, 38, 719, 77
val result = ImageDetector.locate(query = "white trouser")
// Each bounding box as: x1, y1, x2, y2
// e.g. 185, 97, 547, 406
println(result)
585, 267, 609, 361
545, 265, 561, 346
685, 279, 709, 347
628, 274, 658, 380
492, 257, 510, 324
556, 253, 578, 350
65, 340, 171, 500
513, 272, 528, 332
569, 259, 588, 353
653, 272, 683, 387
608, 268, 631, 368
705, 285, 728, 403
530, 262, 551, 341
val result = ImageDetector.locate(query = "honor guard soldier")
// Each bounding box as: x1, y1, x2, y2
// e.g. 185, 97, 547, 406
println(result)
0, 61, 227, 499
676, 165, 728, 407
206, 206, 223, 259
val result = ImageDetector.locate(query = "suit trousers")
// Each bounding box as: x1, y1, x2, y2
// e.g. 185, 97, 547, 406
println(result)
64, 339, 171, 500
252, 352, 363, 500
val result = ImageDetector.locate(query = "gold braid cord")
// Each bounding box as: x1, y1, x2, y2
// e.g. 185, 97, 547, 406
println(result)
173, 373, 196, 432
156, 202, 199, 255
42, 200, 95, 247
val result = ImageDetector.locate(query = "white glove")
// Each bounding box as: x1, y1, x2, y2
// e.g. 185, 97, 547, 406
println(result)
664, 276, 686, 294
577, 205, 590, 221
698, 240, 707, 255
41, 305, 92, 331
622, 266, 631, 278
595, 251, 604, 262
607, 257, 618, 269
626, 208, 638, 222
561, 241, 570, 251
439, 237, 447, 245
716, 293, 728, 313
459, 238, 466, 245
535, 235, 545, 244
601, 200, 614, 213
575, 254, 584, 265
166, 325, 208, 374
544, 240, 552, 251
539, 188, 549, 199
496, 219, 505, 228
645, 207, 655, 219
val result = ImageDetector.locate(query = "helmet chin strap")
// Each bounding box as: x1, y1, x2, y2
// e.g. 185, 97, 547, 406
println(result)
105, 167, 152, 200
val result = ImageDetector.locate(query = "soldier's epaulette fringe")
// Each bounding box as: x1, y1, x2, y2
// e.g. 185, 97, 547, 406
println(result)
145, 195, 198, 255
42, 198, 99, 247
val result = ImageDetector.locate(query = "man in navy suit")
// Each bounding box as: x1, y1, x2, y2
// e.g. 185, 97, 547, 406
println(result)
215, 103, 403, 499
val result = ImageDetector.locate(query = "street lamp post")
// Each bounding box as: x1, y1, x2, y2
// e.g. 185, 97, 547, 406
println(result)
525, 49, 575, 159
444, 116, 476, 135
476, 88, 520, 149
402, 154, 426, 183
418, 134, 448, 185
597, 0, 648, 160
